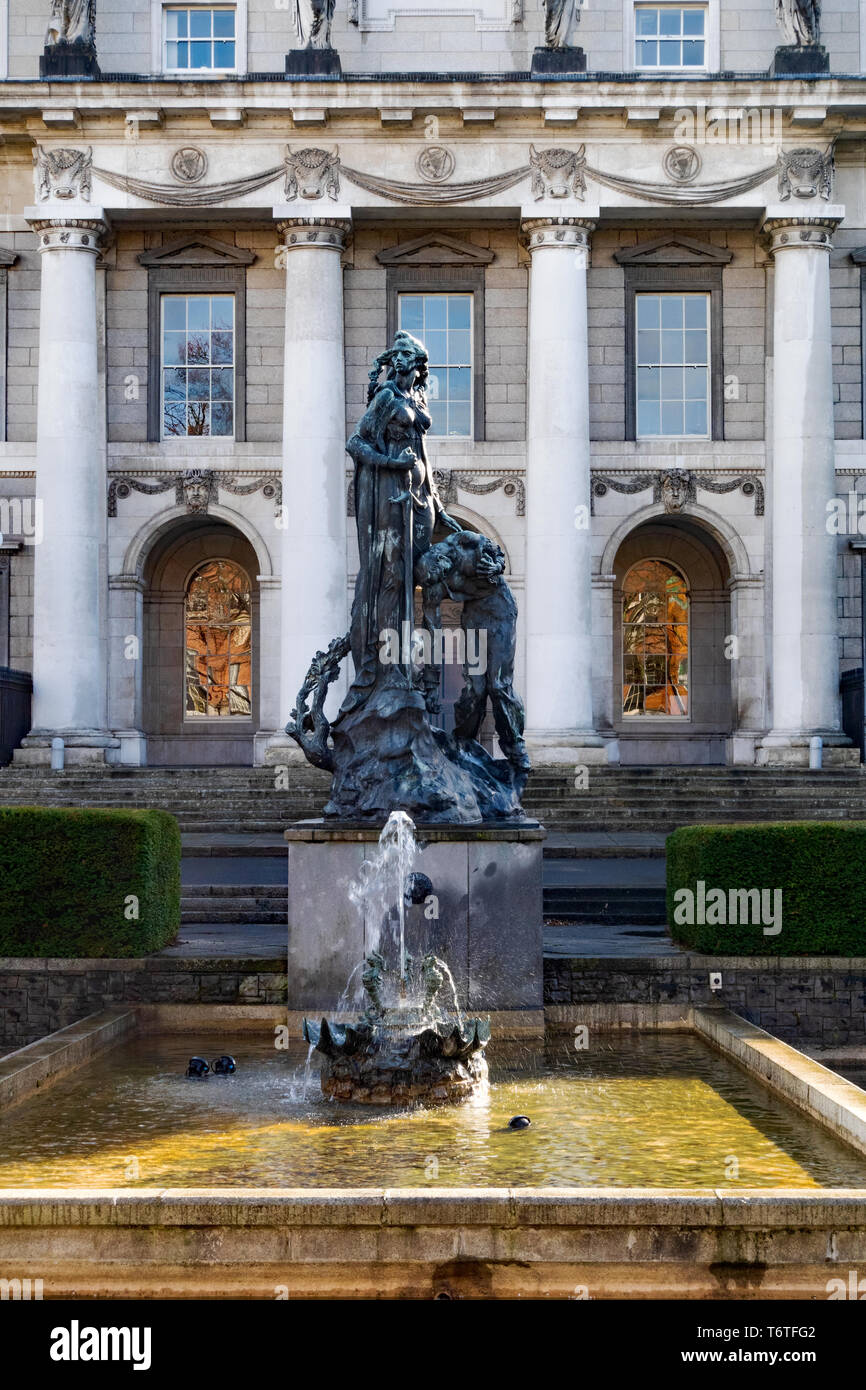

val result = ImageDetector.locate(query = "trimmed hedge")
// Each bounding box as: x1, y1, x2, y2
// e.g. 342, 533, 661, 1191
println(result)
667, 821, 866, 956
0, 806, 181, 957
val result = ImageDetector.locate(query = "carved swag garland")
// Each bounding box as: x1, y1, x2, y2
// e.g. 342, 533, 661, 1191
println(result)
38, 141, 836, 210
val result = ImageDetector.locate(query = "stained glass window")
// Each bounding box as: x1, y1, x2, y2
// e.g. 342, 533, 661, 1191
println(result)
184, 559, 252, 718
622, 559, 689, 717
161, 294, 235, 438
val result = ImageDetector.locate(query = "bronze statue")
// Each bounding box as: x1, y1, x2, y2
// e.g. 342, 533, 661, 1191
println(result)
286, 331, 529, 824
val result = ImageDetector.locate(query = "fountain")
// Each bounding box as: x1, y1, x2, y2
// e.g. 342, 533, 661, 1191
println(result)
284, 328, 545, 1063
302, 810, 490, 1104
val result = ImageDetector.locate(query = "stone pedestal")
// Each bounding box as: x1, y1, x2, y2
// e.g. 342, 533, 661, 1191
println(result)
531, 46, 586, 75
285, 46, 342, 76
40, 40, 100, 79
769, 44, 829, 75
285, 821, 545, 1033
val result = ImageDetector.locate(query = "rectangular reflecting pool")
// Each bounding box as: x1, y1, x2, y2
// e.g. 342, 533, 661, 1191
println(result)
2, 1031, 866, 1189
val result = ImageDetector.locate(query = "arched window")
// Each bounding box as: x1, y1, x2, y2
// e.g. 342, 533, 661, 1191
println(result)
622, 559, 689, 717
184, 559, 252, 717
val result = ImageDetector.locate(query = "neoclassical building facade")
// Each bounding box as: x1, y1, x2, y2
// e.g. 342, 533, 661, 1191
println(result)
1, 0, 865, 768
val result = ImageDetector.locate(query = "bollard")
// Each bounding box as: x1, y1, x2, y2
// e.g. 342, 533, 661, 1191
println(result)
50, 736, 64, 772
809, 735, 823, 770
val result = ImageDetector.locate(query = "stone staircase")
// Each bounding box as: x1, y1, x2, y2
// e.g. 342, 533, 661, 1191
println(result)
0, 763, 863, 834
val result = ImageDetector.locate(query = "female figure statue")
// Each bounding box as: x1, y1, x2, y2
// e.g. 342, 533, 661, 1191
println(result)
292, 0, 336, 48
542, 0, 580, 48
775, 0, 821, 46
342, 329, 460, 711
45, 0, 95, 47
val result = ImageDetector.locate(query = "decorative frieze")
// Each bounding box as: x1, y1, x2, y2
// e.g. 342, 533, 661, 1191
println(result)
107, 470, 282, 518
284, 147, 341, 202
34, 145, 92, 202
590, 469, 765, 516
86, 143, 805, 210
776, 147, 834, 202
529, 145, 586, 201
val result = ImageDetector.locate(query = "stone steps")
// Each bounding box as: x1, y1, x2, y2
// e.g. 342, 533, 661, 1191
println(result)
2, 766, 864, 837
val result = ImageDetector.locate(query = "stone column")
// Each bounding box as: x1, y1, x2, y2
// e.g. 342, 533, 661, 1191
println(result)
520, 210, 606, 764
17, 209, 117, 765
759, 208, 855, 765
266, 209, 352, 763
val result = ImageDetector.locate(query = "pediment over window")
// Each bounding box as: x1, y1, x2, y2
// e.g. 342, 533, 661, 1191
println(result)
376, 233, 495, 268
0, 248, 18, 268
850, 247, 866, 264
138, 235, 256, 268
613, 236, 732, 267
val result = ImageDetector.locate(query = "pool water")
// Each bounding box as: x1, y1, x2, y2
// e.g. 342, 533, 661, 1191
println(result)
1, 1032, 865, 1189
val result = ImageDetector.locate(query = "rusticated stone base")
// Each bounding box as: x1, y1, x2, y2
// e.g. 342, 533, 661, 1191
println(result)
768, 44, 829, 75
321, 1050, 488, 1105
40, 40, 100, 78
285, 46, 342, 76
530, 45, 586, 75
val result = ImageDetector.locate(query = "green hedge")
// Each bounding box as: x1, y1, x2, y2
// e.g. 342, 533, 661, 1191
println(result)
666, 821, 866, 956
0, 806, 181, 957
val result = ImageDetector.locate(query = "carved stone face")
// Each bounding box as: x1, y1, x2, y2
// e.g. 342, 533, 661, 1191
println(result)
184, 478, 211, 513
660, 472, 691, 512
288, 148, 337, 200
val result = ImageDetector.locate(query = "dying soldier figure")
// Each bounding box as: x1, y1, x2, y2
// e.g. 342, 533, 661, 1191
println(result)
416, 529, 530, 793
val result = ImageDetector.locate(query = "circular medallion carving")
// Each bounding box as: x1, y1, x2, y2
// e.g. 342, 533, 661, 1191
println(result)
170, 146, 208, 183
415, 145, 455, 183
662, 145, 701, 184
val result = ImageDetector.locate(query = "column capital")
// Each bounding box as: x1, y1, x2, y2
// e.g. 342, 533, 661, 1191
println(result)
520, 211, 597, 253
273, 205, 352, 254
761, 204, 844, 256
25, 205, 110, 254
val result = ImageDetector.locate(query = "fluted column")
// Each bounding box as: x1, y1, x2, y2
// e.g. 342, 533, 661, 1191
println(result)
759, 208, 854, 765
17, 209, 116, 765
266, 209, 352, 761
521, 211, 606, 764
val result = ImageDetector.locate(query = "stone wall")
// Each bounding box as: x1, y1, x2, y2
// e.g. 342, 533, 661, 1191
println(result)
0, 957, 288, 1051
544, 955, 866, 1049
3, 954, 866, 1052
5, 0, 864, 79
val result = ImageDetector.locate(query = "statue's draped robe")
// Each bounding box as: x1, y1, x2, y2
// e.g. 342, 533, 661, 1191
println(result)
543, 0, 577, 47
775, 0, 820, 45
340, 383, 437, 721
292, 0, 336, 48
45, 0, 95, 45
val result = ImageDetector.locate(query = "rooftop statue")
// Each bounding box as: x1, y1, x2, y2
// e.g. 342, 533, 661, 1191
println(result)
286, 330, 530, 824
292, 0, 336, 48
775, 0, 821, 46
542, 0, 581, 47
45, 0, 95, 47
